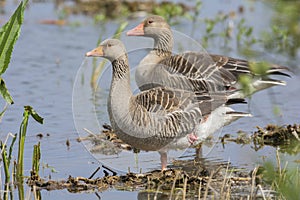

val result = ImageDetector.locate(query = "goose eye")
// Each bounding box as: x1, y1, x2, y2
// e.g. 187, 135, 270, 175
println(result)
107, 43, 112, 47
148, 20, 153, 24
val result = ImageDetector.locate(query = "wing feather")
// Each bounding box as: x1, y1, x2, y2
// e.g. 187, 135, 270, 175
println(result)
151, 53, 290, 93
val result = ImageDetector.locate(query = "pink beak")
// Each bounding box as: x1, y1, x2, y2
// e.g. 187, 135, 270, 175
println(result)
85, 46, 103, 57
126, 23, 145, 36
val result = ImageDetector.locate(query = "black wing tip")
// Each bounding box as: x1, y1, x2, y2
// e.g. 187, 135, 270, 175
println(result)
226, 98, 247, 105
268, 65, 292, 77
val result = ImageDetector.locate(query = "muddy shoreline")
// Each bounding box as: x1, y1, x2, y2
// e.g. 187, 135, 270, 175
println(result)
26, 124, 300, 199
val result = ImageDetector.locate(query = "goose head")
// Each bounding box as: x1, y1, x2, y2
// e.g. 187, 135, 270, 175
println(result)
127, 15, 170, 38
127, 15, 173, 52
86, 39, 127, 62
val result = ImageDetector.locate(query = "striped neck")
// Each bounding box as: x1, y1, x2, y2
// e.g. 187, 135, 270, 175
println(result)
111, 55, 130, 80
153, 29, 173, 57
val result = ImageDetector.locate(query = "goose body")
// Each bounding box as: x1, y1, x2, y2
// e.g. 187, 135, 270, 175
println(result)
86, 39, 248, 169
127, 15, 290, 98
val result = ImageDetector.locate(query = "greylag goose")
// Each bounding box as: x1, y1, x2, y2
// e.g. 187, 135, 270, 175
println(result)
85, 39, 249, 170
127, 15, 290, 97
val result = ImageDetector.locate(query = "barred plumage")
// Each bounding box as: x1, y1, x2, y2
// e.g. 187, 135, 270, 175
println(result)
127, 15, 291, 98
86, 39, 247, 170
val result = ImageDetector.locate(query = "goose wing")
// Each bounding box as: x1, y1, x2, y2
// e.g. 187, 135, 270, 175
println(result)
131, 87, 214, 138
156, 52, 290, 92
157, 52, 237, 91
133, 87, 211, 114
210, 54, 291, 77
130, 87, 230, 138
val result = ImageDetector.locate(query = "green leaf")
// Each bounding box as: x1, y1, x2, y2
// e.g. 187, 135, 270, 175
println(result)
0, 104, 8, 122
238, 74, 252, 96
0, 77, 14, 104
0, 0, 28, 75
114, 21, 128, 38
24, 105, 44, 124
249, 61, 271, 76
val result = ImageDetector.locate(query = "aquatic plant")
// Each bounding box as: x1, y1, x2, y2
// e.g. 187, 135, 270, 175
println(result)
90, 21, 128, 90
201, 12, 230, 49
0, 133, 17, 200
16, 106, 43, 180
32, 142, 41, 176
262, 0, 300, 58
0, 1, 46, 199
54, 0, 192, 22
153, 2, 187, 24
0, 0, 28, 106
0, 106, 43, 200
0, 2, 28, 199
260, 150, 300, 199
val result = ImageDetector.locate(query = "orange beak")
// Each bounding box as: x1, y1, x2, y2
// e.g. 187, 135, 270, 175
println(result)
126, 23, 145, 36
86, 46, 103, 57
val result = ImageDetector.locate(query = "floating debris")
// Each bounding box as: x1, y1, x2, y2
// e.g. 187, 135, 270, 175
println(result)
39, 19, 67, 26
36, 133, 43, 139
66, 139, 70, 150
221, 124, 300, 154
27, 159, 275, 199
220, 131, 251, 145
253, 124, 300, 146
77, 125, 133, 155
252, 124, 300, 154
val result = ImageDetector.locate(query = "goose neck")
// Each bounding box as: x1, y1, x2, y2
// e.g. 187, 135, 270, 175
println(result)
111, 57, 130, 81
153, 30, 173, 57
109, 57, 132, 121
110, 57, 132, 95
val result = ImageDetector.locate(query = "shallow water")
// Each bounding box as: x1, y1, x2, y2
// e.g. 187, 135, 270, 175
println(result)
0, 0, 299, 199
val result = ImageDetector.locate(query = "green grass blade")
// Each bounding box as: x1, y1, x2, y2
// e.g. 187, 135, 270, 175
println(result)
91, 21, 128, 89
0, 143, 10, 180
8, 133, 17, 164
0, 77, 14, 104
0, 142, 11, 200
113, 21, 128, 39
0, 103, 8, 122
16, 106, 43, 180
16, 108, 29, 180
24, 105, 44, 124
32, 142, 41, 175
0, 0, 28, 75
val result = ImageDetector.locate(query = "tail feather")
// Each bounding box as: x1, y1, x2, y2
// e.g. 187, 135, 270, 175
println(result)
223, 111, 252, 126
267, 71, 291, 77
226, 111, 252, 117
256, 78, 286, 87
267, 64, 291, 77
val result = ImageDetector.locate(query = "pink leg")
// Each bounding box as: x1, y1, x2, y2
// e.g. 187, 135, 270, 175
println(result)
159, 151, 168, 171
187, 132, 198, 144
187, 115, 210, 145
